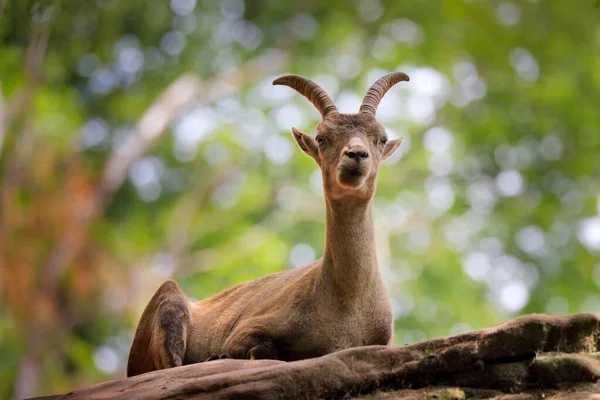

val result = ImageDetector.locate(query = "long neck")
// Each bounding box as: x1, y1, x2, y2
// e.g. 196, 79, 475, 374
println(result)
320, 195, 380, 295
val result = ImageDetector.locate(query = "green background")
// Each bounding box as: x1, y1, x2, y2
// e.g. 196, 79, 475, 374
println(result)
1, 0, 599, 398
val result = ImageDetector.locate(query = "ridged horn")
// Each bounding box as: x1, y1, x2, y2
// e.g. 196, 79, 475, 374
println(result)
273, 75, 338, 118
359, 72, 410, 117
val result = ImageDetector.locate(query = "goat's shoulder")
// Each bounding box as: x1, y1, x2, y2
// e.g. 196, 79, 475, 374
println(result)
193, 260, 320, 309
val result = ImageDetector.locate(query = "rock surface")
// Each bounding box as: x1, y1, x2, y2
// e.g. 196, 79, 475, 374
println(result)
33, 313, 600, 400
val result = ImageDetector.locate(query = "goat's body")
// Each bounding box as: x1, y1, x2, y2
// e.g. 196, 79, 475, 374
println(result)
127, 258, 392, 376
186, 258, 392, 362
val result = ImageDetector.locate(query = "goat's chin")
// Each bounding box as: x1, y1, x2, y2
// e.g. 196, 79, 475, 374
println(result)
336, 172, 367, 190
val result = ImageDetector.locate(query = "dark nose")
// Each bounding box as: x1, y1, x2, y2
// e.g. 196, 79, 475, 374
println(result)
345, 145, 369, 159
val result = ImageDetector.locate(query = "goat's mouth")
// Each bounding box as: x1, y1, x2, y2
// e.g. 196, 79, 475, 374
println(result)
336, 165, 369, 190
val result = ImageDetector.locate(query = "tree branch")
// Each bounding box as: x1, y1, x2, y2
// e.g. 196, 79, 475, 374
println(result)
99, 49, 289, 201
0, 5, 53, 163
8, 8, 57, 399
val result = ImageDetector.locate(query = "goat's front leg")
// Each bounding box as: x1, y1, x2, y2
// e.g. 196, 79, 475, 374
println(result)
225, 333, 278, 360
127, 280, 191, 377
248, 341, 278, 360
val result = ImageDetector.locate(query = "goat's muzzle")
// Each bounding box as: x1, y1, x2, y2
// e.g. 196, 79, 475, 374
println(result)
337, 149, 371, 190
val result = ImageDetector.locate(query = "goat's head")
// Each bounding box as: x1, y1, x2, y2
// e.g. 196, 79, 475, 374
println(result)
273, 73, 409, 200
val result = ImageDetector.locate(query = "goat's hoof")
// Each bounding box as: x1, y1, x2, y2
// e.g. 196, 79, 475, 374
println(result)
206, 353, 230, 361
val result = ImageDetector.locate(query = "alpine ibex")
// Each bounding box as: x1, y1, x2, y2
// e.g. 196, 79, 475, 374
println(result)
127, 72, 410, 376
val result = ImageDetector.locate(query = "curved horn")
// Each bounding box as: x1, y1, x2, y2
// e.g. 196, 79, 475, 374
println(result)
273, 75, 338, 118
359, 72, 410, 117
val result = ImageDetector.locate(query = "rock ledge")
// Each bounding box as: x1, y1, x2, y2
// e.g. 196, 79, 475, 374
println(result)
34, 313, 600, 400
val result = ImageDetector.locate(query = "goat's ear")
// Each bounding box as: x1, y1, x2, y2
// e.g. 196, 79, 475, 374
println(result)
291, 127, 319, 160
382, 137, 404, 160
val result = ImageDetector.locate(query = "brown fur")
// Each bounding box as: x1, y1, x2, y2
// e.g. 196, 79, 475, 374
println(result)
127, 76, 407, 377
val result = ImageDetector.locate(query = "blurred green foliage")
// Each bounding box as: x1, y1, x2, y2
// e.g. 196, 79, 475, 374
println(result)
1, 0, 599, 398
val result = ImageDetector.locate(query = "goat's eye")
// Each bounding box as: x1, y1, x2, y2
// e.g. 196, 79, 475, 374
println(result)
379, 138, 388, 145
315, 136, 324, 145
